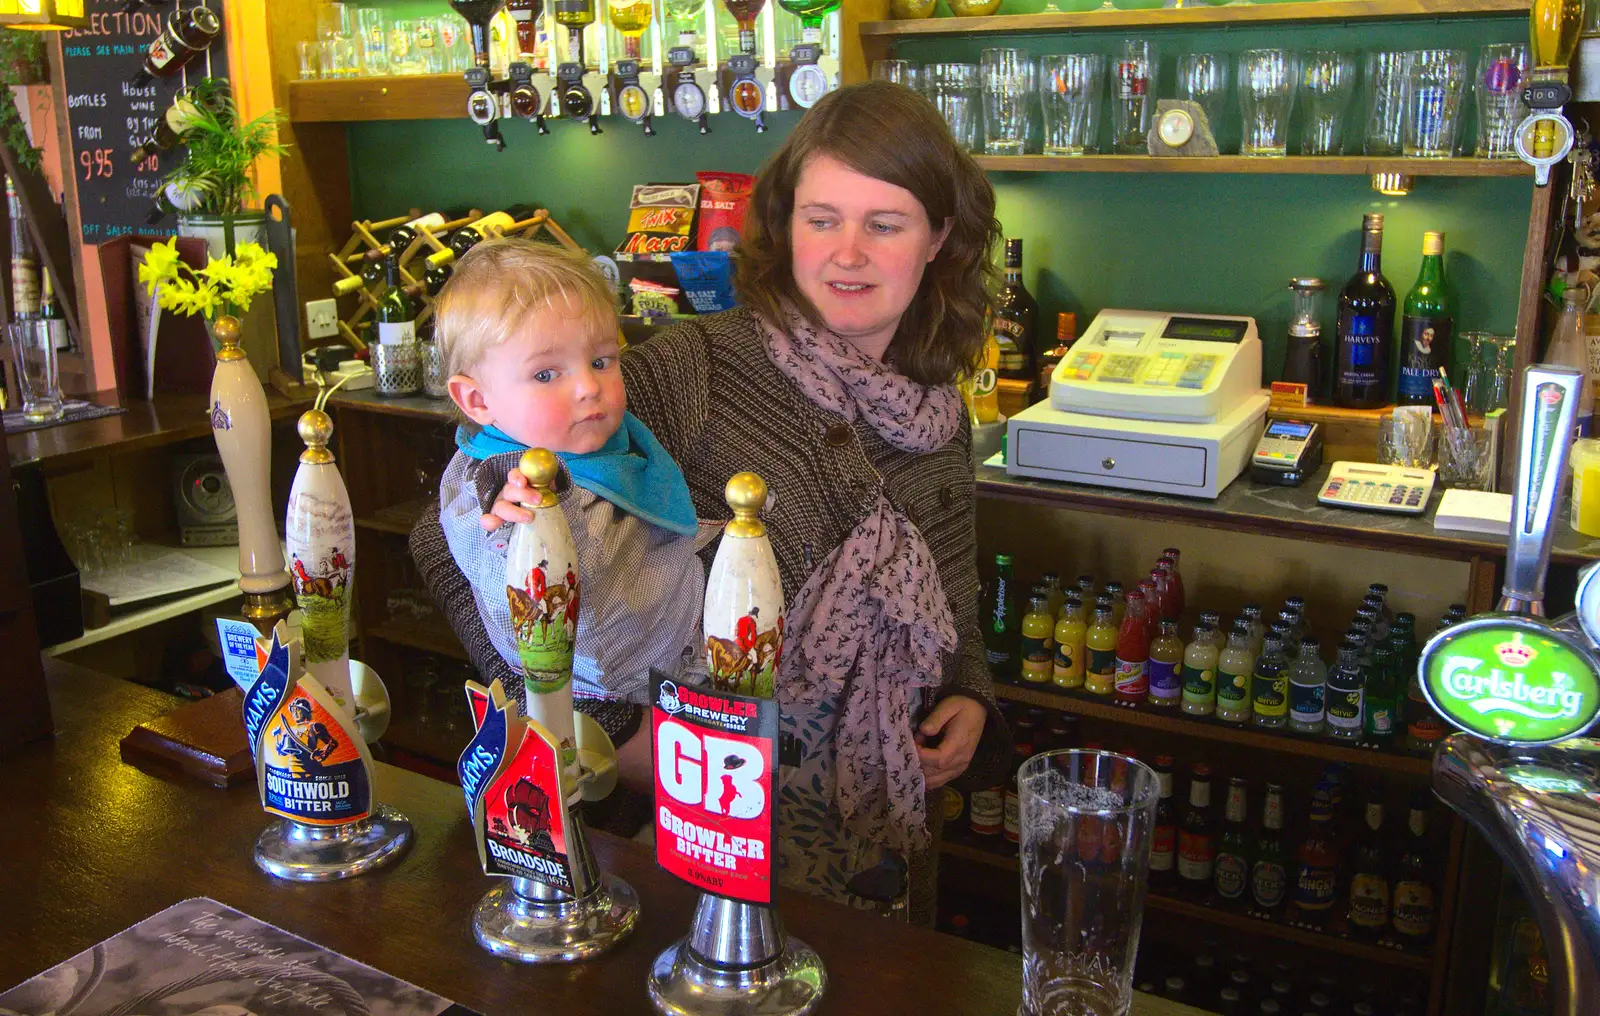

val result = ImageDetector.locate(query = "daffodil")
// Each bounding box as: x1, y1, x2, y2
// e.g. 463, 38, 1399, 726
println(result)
137, 238, 183, 294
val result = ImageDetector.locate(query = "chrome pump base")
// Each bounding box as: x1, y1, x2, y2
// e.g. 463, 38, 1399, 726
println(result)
253, 803, 412, 881
648, 895, 826, 1016
472, 873, 640, 963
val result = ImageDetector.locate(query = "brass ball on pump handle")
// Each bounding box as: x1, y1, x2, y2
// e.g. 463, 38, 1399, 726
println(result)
517, 448, 561, 509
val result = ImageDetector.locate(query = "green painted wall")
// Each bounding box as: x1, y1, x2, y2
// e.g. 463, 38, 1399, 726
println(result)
345, 6, 1537, 381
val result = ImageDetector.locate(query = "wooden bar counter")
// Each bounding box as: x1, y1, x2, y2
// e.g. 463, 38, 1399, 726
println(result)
1, 662, 1203, 1016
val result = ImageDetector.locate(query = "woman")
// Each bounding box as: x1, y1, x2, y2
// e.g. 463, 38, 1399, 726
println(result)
413, 81, 1008, 922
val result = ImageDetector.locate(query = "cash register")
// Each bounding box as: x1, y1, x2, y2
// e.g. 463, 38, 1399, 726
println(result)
1006, 309, 1269, 498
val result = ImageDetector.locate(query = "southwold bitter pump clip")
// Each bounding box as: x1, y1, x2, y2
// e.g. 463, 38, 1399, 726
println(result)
461, 448, 638, 962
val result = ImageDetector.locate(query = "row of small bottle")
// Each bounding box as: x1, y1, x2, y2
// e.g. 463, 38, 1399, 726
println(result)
1134, 939, 1426, 1016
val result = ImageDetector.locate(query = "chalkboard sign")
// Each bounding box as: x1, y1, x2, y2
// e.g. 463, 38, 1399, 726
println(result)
59, 0, 229, 245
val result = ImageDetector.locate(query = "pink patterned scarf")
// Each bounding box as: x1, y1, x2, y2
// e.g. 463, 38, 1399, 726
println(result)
758, 309, 961, 853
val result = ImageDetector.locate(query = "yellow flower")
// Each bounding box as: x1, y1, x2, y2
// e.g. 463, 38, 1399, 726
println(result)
137, 238, 183, 294
182, 281, 224, 319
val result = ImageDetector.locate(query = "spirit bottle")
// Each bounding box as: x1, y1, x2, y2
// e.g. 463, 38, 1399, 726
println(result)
608, 0, 653, 60
722, 0, 766, 56
777, 0, 839, 45
991, 238, 1038, 381
1334, 213, 1396, 409
506, 0, 544, 60
1397, 231, 1453, 406
131, 5, 222, 87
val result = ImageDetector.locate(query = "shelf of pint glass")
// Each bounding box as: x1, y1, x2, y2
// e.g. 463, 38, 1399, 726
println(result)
355, 497, 431, 536
938, 839, 1433, 971
367, 619, 468, 661
288, 74, 467, 123
859, 0, 1529, 39
994, 682, 1434, 776
972, 156, 1531, 178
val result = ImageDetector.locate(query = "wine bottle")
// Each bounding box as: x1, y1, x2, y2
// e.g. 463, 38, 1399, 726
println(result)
375, 254, 417, 346
129, 85, 225, 166
1397, 231, 1453, 406
991, 238, 1038, 381
6, 175, 39, 320
427, 209, 522, 268
1334, 213, 1396, 409
130, 5, 223, 87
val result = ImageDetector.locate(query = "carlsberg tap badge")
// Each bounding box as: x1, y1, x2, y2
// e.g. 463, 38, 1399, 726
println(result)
1421, 618, 1600, 745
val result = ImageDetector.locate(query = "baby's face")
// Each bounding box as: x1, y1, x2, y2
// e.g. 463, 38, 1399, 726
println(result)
465, 307, 625, 454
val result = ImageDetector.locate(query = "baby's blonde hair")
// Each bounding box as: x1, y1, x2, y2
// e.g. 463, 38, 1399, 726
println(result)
434, 237, 619, 379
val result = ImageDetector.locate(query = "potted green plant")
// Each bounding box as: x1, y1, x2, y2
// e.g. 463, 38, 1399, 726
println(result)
161, 84, 287, 257
0, 31, 48, 175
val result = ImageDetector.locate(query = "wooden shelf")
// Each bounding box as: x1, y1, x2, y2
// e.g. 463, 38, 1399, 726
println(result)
367, 620, 468, 661
994, 681, 1434, 775
939, 840, 1432, 971
862, 0, 1529, 39
974, 155, 1530, 178
288, 74, 466, 123
356, 497, 431, 536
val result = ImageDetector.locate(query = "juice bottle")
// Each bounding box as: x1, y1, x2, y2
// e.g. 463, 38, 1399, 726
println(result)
1250, 631, 1290, 728
1019, 592, 1054, 684
1147, 617, 1185, 709
971, 334, 1000, 424
1137, 578, 1160, 635
1114, 590, 1151, 705
1076, 574, 1095, 604
1150, 565, 1176, 622
1042, 572, 1064, 621
1084, 595, 1118, 696
1053, 593, 1087, 689
1106, 582, 1126, 627
1240, 604, 1266, 658
1180, 620, 1220, 716
1215, 620, 1256, 724
1160, 548, 1186, 617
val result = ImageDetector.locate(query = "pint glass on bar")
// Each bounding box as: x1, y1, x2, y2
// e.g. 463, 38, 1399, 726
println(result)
1019, 750, 1158, 1016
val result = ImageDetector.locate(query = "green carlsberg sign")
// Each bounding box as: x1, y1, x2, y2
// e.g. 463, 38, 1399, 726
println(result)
1421, 617, 1600, 746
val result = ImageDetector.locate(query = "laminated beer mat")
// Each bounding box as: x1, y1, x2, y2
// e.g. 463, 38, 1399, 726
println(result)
0, 898, 483, 1016
2, 401, 125, 435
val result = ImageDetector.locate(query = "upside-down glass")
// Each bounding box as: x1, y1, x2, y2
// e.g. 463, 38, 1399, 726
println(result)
1175, 52, 1228, 136
1041, 53, 1105, 156
983, 48, 1036, 155
8, 319, 65, 424
926, 62, 982, 151
1238, 49, 1296, 156
1475, 43, 1530, 159
1364, 50, 1413, 156
1300, 50, 1355, 155
1403, 49, 1467, 158
1460, 330, 1494, 413
871, 58, 919, 89
1021, 750, 1158, 1016
1111, 39, 1156, 154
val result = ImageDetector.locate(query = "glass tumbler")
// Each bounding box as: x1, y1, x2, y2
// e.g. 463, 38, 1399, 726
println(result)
925, 62, 982, 151
983, 48, 1036, 155
872, 59, 920, 89
1238, 48, 1297, 156
357, 7, 388, 76
1040, 53, 1105, 156
1300, 50, 1356, 155
1111, 39, 1157, 154
1363, 50, 1413, 156
1403, 49, 1468, 158
1020, 750, 1159, 1016
389, 19, 422, 75
1175, 52, 1229, 135
1474, 43, 1530, 159
8, 319, 65, 423
297, 40, 320, 80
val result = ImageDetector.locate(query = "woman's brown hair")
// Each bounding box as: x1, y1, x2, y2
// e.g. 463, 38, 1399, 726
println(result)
735, 80, 1000, 386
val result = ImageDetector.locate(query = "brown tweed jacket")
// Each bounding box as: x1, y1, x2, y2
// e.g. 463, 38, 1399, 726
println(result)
410, 306, 1010, 789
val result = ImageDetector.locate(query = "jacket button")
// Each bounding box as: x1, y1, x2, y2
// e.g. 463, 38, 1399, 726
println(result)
939, 486, 955, 508
824, 423, 852, 447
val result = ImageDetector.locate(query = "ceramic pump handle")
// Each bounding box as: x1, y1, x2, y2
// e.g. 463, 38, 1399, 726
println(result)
209, 317, 290, 597
1502, 364, 1585, 616
285, 408, 356, 714
703, 471, 784, 701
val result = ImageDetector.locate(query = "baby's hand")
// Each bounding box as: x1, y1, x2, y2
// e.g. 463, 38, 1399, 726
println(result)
478, 467, 536, 532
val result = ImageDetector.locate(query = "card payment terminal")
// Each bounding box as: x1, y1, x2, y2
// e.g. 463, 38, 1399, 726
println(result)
1007, 309, 1269, 499
1250, 419, 1324, 486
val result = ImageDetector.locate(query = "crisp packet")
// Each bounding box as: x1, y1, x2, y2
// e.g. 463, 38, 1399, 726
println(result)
630, 277, 680, 319
669, 251, 736, 314
695, 171, 754, 252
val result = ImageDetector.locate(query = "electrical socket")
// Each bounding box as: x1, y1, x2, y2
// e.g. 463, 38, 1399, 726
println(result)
305, 298, 340, 340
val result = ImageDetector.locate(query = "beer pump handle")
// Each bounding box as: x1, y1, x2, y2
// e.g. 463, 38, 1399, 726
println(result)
1502, 364, 1585, 616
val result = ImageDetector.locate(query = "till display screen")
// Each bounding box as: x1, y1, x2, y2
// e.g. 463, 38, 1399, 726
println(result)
1162, 316, 1249, 343
1267, 421, 1313, 439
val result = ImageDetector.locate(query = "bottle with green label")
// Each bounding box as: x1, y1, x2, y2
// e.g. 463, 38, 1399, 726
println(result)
1397, 231, 1453, 406
1250, 632, 1290, 729
1181, 620, 1220, 716
1213, 777, 1251, 907
1084, 595, 1118, 696
1347, 795, 1391, 938
1326, 631, 1367, 740
1289, 636, 1327, 735
1019, 591, 1054, 684
1215, 620, 1256, 724
1364, 641, 1402, 744
1392, 793, 1436, 942
375, 251, 417, 345
982, 554, 1018, 680
1250, 783, 1289, 913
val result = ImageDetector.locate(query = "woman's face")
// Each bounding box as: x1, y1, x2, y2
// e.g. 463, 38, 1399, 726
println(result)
789, 153, 947, 360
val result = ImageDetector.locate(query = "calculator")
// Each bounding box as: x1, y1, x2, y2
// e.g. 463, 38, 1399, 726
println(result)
1316, 461, 1437, 515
